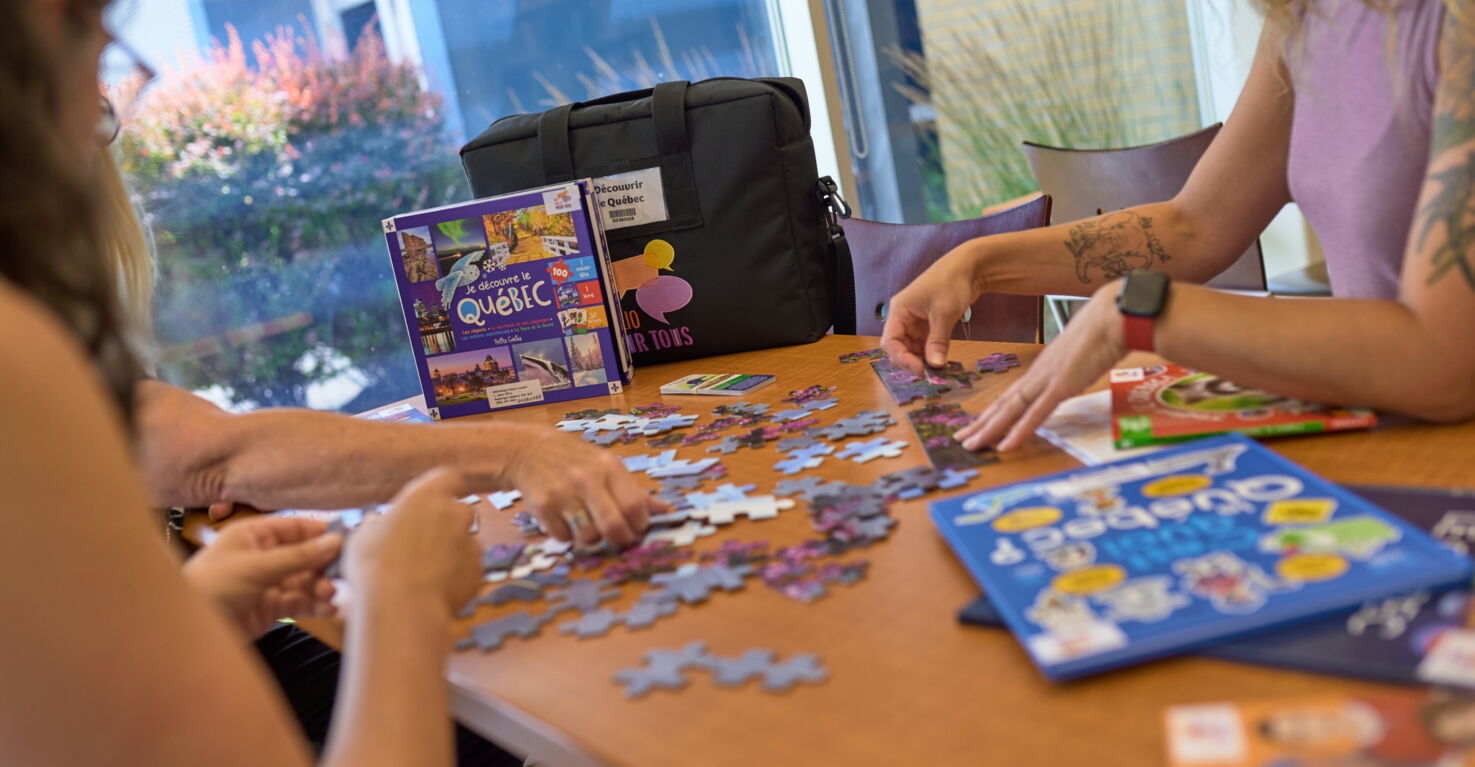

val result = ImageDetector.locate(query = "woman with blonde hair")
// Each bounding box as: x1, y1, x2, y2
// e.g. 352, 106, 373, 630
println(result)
884, 0, 1475, 449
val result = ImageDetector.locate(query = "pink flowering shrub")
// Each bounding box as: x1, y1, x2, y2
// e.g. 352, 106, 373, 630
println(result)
118, 24, 466, 407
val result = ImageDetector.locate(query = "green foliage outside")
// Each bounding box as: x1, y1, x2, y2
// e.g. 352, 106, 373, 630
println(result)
119, 25, 465, 407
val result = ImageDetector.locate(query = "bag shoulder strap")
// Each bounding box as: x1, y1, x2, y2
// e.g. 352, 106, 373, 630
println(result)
818, 177, 856, 335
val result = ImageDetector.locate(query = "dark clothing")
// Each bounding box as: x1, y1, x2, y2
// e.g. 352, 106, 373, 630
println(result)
254, 624, 523, 767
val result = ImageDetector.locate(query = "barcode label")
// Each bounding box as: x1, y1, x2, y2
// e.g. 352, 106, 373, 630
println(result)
593, 167, 668, 230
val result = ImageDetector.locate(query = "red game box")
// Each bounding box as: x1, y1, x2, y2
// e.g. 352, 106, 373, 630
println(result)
1109, 364, 1377, 448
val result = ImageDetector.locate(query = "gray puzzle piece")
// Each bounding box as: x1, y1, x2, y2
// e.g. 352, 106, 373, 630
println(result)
558, 608, 623, 639
710, 649, 778, 687
775, 435, 819, 453
620, 597, 680, 629
759, 653, 828, 692
456, 611, 549, 652
546, 579, 620, 614
613, 641, 713, 697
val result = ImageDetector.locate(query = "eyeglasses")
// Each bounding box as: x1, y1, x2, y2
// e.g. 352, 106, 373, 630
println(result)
97, 25, 155, 146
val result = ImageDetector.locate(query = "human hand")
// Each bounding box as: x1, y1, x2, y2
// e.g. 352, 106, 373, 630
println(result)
955, 281, 1129, 452
493, 423, 670, 548
880, 244, 986, 376
182, 516, 341, 638
344, 468, 481, 615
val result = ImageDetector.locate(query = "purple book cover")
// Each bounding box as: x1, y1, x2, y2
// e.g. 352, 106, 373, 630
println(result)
382, 181, 630, 420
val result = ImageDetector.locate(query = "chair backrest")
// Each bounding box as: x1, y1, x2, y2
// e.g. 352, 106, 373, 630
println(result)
1022, 124, 1267, 291
839, 194, 1051, 341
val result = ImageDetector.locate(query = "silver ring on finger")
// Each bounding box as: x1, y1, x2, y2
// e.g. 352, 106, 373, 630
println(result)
564, 506, 594, 532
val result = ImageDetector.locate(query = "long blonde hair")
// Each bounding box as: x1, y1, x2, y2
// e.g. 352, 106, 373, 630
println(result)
97, 145, 157, 373
1252, 0, 1466, 65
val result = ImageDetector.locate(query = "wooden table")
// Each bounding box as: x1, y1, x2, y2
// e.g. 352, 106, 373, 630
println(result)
295, 335, 1475, 767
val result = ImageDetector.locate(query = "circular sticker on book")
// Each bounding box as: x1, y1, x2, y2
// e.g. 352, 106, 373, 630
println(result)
1052, 564, 1127, 595
1143, 474, 1212, 498
993, 506, 1063, 533
1276, 553, 1349, 582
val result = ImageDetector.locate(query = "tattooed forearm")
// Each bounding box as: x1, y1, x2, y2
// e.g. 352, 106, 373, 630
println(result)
1061, 211, 1172, 284
1417, 152, 1475, 290
1419, 10, 1475, 291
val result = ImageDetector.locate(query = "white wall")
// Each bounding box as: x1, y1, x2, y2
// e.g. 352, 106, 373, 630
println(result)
1186, 0, 1324, 282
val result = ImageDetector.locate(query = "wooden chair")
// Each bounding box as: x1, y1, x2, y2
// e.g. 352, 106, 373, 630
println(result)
839, 194, 1052, 342
1022, 124, 1270, 327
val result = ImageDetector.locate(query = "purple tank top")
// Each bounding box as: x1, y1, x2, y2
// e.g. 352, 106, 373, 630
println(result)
1287, 0, 1444, 299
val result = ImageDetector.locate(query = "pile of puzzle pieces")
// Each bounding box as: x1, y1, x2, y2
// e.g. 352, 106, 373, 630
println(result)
442, 361, 1022, 697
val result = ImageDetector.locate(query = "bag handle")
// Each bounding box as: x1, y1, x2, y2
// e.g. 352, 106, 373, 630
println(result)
537, 80, 690, 182
651, 80, 689, 156
538, 104, 576, 181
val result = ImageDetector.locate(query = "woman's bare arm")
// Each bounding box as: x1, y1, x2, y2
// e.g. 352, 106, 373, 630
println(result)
0, 284, 457, 767
971, 27, 1293, 297
958, 13, 1475, 450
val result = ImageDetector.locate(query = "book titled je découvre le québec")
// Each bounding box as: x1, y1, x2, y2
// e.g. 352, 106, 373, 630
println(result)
382, 181, 631, 420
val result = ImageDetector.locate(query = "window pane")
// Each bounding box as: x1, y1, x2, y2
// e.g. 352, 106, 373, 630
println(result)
112, 1, 780, 412
823, 0, 1201, 223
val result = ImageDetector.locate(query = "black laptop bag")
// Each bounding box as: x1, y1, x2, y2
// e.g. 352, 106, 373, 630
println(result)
460, 77, 853, 366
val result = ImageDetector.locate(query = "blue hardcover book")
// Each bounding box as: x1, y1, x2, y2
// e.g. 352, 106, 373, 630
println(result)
382, 181, 631, 420
929, 433, 1473, 681
956, 484, 1475, 685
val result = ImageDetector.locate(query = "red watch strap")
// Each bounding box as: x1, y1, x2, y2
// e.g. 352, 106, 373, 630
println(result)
1122, 313, 1155, 352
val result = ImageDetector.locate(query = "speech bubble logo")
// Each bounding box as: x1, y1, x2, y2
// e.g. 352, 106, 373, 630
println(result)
611, 256, 658, 297
643, 239, 676, 271
635, 275, 692, 324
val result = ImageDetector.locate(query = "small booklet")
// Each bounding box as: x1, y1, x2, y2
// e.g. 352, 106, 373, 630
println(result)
1110, 364, 1377, 449
1036, 390, 1167, 466
659, 373, 775, 396
930, 433, 1472, 681
382, 181, 632, 419
1165, 689, 1475, 767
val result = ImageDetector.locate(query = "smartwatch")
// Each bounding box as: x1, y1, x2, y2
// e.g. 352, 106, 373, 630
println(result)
1116, 270, 1170, 353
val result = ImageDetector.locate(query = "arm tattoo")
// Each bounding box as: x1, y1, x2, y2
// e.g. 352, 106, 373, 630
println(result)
1420, 11, 1475, 291
1417, 153, 1475, 290
1061, 211, 1172, 284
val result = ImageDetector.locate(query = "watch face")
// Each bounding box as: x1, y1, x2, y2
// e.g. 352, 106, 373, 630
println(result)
1119, 271, 1169, 317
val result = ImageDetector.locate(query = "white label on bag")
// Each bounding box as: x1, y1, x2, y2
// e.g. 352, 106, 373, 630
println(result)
592, 168, 668, 230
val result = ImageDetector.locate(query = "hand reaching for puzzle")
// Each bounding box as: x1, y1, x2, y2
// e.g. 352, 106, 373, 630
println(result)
879, 246, 982, 374
345, 468, 482, 616
182, 515, 342, 638
497, 424, 671, 548
956, 282, 1128, 452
